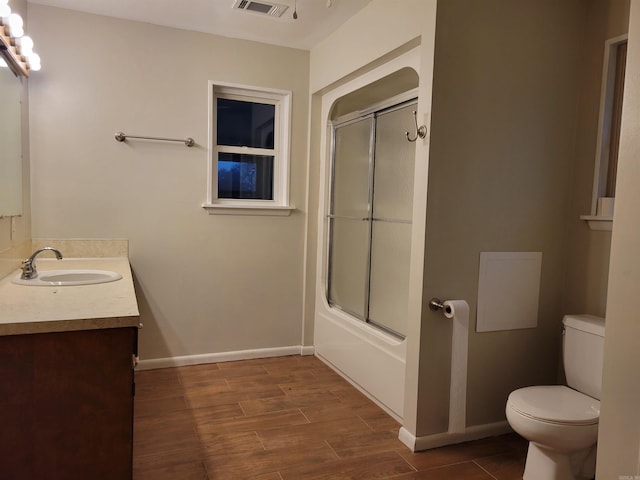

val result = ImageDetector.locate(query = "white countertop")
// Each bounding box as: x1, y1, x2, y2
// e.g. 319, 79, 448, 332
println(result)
0, 257, 140, 336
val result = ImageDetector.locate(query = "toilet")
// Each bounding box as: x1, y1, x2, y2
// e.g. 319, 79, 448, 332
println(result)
506, 314, 605, 480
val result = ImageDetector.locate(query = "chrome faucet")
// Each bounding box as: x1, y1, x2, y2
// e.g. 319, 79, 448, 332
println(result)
21, 247, 64, 280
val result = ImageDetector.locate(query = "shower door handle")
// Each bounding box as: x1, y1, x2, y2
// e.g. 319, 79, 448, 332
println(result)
326, 214, 369, 221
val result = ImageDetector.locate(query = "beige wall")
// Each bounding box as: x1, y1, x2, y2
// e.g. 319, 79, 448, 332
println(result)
28, 5, 310, 360
563, 0, 629, 318
597, 0, 640, 475
0, 0, 31, 279
422, 0, 586, 432
310, 0, 431, 94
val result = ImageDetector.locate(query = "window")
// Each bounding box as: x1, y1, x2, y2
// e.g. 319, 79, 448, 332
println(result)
203, 82, 293, 215
582, 35, 627, 230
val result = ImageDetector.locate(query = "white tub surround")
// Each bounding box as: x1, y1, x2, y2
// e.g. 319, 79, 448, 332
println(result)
0, 257, 140, 335
315, 309, 406, 421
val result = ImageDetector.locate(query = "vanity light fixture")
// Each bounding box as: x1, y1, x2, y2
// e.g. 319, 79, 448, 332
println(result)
0, 0, 41, 76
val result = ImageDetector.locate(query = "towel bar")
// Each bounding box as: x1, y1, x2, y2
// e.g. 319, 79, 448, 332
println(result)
114, 131, 195, 147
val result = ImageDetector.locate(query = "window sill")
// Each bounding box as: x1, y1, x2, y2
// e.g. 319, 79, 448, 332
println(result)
202, 204, 295, 216
580, 215, 613, 231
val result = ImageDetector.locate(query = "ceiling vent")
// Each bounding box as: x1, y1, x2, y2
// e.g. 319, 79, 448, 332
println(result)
232, 0, 289, 18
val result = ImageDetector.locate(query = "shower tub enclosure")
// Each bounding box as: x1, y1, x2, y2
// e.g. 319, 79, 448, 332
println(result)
314, 51, 421, 421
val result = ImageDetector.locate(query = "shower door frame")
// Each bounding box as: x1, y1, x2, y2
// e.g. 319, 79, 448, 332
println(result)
327, 95, 418, 339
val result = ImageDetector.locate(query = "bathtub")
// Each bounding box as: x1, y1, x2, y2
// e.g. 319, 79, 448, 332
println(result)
314, 302, 406, 421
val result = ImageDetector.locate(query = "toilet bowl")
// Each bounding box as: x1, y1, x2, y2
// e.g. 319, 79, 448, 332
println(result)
506, 386, 599, 480
505, 315, 605, 480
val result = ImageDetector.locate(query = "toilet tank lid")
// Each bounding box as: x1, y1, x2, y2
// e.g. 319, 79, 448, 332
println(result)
563, 314, 605, 337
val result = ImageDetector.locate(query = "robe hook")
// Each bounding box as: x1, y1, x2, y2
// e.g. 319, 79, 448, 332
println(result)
405, 110, 427, 142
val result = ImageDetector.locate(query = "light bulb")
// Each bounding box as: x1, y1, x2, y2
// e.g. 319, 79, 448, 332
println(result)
8, 12, 22, 29
11, 24, 23, 37
0, 4, 10, 22
17, 35, 33, 56
8, 12, 23, 37
28, 51, 40, 70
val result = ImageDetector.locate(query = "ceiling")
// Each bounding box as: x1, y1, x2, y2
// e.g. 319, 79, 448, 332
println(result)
27, 0, 372, 50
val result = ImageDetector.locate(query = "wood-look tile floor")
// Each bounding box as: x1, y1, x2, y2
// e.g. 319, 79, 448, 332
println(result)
133, 355, 527, 480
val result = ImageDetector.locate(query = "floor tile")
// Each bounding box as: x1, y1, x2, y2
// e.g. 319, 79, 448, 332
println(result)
133, 460, 208, 480
198, 408, 310, 436
205, 443, 338, 479
327, 430, 408, 459
257, 416, 372, 450
474, 451, 527, 480
389, 461, 495, 480
280, 451, 415, 480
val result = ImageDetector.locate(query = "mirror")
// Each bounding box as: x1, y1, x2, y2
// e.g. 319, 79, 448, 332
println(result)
0, 60, 23, 216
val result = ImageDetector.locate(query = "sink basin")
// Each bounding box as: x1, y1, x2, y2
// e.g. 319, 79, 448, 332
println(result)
12, 269, 123, 286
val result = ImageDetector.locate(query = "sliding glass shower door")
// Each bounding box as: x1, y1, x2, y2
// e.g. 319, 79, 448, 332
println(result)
328, 100, 416, 338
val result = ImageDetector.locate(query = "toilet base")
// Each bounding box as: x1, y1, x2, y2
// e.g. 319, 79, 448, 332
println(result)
523, 443, 596, 480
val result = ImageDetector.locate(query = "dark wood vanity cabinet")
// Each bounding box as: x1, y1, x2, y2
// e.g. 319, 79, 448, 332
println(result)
0, 326, 137, 480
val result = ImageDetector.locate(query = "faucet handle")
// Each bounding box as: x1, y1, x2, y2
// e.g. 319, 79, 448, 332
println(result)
20, 258, 36, 280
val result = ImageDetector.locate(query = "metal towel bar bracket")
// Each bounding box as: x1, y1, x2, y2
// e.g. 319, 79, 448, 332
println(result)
115, 131, 195, 147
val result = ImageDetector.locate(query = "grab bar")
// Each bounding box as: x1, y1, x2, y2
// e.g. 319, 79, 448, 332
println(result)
114, 131, 195, 147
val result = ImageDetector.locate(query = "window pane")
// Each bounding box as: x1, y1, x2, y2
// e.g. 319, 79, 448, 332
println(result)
218, 153, 274, 200
217, 98, 275, 149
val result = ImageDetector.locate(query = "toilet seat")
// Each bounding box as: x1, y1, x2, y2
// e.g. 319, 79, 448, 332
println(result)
507, 385, 600, 426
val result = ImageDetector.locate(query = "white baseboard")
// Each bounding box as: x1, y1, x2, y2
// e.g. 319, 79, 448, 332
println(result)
398, 421, 512, 452
137, 345, 315, 370
300, 345, 315, 356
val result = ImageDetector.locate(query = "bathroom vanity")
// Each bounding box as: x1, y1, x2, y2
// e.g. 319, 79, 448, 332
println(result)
0, 257, 140, 480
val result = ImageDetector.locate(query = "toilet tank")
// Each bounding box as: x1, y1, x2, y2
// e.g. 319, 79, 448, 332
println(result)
563, 314, 606, 399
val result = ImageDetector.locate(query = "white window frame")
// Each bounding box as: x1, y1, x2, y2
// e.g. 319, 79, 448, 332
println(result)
203, 81, 294, 216
581, 34, 627, 231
